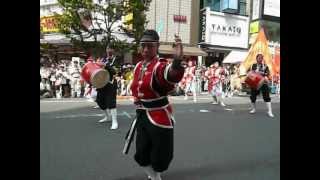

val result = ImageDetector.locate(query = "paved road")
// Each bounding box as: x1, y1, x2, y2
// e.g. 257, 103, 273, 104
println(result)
40, 95, 280, 180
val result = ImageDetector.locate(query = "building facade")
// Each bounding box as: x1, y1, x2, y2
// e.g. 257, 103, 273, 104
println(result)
249, 0, 280, 44
199, 0, 251, 66
145, 0, 207, 61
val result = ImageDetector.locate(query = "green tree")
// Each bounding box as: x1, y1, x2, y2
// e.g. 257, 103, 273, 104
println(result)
121, 0, 152, 57
56, 0, 128, 57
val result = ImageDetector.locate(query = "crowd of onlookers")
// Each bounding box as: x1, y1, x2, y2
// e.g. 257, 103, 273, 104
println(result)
40, 57, 135, 98
40, 58, 280, 99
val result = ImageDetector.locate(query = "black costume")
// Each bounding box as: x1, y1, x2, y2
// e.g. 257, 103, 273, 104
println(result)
96, 64, 117, 110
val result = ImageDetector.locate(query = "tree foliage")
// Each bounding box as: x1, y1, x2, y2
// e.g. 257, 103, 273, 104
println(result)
55, 0, 152, 58
121, 0, 152, 56
56, 0, 128, 57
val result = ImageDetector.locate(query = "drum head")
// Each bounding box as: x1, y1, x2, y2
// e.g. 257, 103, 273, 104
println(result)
91, 69, 110, 88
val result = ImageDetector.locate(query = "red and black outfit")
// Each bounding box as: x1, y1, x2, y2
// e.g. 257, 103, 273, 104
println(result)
249, 63, 271, 103
130, 56, 184, 172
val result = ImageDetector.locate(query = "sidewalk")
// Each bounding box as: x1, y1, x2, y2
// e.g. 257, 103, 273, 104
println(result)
41, 93, 279, 102
40, 95, 134, 101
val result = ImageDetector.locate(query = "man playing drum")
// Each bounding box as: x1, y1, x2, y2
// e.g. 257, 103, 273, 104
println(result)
248, 53, 274, 117
95, 47, 119, 130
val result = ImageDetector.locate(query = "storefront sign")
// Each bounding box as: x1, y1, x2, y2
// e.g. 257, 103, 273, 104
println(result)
211, 24, 242, 36
40, 16, 59, 33
173, 15, 187, 23
250, 21, 259, 33
200, 9, 207, 42
203, 10, 249, 48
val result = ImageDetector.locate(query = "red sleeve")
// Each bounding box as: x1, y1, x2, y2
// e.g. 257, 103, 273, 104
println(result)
154, 62, 184, 93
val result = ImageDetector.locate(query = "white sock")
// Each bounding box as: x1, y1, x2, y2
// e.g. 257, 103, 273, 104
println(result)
154, 172, 162, 180
143, 166, 156, 179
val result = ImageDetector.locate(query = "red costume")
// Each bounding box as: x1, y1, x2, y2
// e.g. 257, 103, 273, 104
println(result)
183, 65, 196, 84
130, 57, 184, 128
205, 66, 225, 92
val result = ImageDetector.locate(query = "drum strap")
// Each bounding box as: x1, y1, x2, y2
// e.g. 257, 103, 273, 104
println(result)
252, 63, 266, 74
260, 64, 265, 72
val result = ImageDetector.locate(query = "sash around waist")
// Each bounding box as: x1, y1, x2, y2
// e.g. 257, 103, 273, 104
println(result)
135, 97, 169, 109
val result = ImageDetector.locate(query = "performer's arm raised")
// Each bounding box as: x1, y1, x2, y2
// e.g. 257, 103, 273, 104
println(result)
166, 34, 185, 83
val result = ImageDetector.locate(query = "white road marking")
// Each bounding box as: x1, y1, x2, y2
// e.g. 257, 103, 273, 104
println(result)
41, 100, 91, 103
199, 110, 210, 112
41, 98, 132, 103
55, 113, 104, 119
54, 112, 137, 119
123, 111, 132, 119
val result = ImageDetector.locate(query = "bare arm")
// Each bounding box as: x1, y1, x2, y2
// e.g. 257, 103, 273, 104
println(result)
167, 35, 185, 82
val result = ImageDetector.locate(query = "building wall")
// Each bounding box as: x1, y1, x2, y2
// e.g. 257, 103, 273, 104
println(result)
246, 0, 251, 16
40, 0, 57, 6
40, 0, 61, 17
146, 0, 196, 45
190, 0, 200, 46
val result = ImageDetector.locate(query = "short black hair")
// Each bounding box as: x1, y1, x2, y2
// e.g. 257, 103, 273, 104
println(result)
140, 29, 159, 42
256, 54, 264, 58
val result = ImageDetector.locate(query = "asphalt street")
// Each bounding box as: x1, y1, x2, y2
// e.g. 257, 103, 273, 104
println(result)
40, 95, 280, 180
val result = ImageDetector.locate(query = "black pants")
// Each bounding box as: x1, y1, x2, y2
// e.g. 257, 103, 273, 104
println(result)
250, 84, 271, 103
134, 109, 173, 172
201, 80, 205, 92
96, 81, 117, 110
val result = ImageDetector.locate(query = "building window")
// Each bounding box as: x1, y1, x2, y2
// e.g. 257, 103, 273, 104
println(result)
203, 0, 221, 12
202, 0, 247, 16
212, 0, 221, 11
239, 0, 247, 15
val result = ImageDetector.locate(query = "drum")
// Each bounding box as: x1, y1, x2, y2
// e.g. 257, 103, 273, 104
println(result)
245, 71, 265, 90
81, 62, 110, 89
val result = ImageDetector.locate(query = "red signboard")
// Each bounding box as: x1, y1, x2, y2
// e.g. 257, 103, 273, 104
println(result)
173, 15, 187, 23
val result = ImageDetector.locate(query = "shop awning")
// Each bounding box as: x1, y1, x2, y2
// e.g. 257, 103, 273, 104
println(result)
40, 38, 71, 45
40, 33, 71, 45
40, 32, 134, 45
223, 50, 248, 64
159, 45, 208, 56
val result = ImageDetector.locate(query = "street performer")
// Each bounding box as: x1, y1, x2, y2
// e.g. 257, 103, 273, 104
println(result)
95, 47, 119, 130
248, 53, 274, 118
205, 61, 226, 107
128, 30, 185, 180
183, 60, 197, 102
